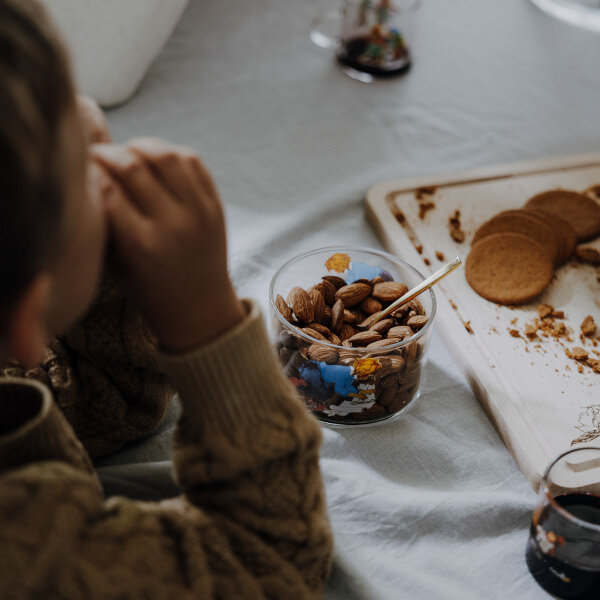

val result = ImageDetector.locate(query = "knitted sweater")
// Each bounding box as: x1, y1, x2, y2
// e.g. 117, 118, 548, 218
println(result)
0, 294, 333, 598
1, 276, 173, 458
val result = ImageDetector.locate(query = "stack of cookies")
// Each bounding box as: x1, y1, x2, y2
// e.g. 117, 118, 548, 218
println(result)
466, 189, 600, 305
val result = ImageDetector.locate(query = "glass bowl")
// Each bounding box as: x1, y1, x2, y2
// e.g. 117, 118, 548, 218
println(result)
269, 246, 436, 425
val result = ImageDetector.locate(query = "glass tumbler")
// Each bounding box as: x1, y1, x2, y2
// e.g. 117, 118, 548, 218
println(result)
269, 246, 436, 425
311, 0, 421, 81
525, 447, 600, 599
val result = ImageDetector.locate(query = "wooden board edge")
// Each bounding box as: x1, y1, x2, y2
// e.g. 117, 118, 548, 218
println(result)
367, 150, 600, 202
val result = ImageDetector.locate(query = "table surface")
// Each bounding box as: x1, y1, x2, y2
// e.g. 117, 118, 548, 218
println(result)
101, 1, 600, 598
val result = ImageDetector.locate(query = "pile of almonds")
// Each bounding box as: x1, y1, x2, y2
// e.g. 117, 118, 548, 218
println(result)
273, 274, 431, 423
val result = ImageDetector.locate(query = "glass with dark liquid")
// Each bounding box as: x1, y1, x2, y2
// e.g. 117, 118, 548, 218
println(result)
311, 1, 420, 81
525, 447, 600, 599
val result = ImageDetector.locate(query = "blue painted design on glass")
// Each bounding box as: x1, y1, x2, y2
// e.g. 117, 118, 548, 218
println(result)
344, 261, 394, 283
318, 362, 358, 396
297, 361, 331, 401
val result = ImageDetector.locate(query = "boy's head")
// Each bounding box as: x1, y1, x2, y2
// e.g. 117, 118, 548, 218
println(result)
0, 0, 106, 366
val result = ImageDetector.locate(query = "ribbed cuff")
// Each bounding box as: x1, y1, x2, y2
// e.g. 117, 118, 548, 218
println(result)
158, 299, 300, 431
0, 378, 97, 480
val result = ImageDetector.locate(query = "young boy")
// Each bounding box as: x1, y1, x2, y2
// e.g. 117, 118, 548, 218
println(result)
0, 1, 333, 597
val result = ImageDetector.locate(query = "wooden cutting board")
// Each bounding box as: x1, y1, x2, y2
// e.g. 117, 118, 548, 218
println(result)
365, 152, 600, 488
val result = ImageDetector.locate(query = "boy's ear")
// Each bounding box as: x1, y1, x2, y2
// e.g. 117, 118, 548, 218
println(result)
7, 274, 52, 368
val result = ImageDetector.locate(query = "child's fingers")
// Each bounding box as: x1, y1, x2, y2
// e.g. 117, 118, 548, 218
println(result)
91, 144, 172, 217
93, 162, 148, 255
77, 95, 111, 144
127, 137, 217, 207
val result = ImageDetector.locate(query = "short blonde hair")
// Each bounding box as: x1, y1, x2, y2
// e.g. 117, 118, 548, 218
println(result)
0, 0, 75, 326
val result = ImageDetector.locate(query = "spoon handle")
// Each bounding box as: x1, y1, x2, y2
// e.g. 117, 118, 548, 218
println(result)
373, 256, 462, 324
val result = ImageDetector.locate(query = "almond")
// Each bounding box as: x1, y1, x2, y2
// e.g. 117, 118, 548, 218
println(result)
279, 330, 302, 349
308, 344, 339, 362
360, 296, 383, 314
380, 373, 400, 389
352, 404, 386, 420
370, 276, 385, 285
339, 348, 360, 361
359, 311, 385, 329
386, 392, 413, 413
279, 346, 293, 365
304, 322, 332, 337
370, 318, 396, 334
406, 315, 429, 329
348, 330, 382, 346
366, 338, 400, 351
399, 364, 421, 386
387, 325, 414, 340
302, 327, 329, 342
311, 280, 337, 305
322, 275, 346, 289
391, 305, 411, 319
308, 289, 327, 324
378, 386, 398, 407
275, 294, 294, 323
330, 299, 344, 332
410, 299, 426, 315
339, 323, 357, 340
343, 309, 359, 324
287, 287, 314, 323
387, 355, 405, 373
335, 282, 372, 307
372, 282, 409, 302
403, 341, 418, 364
329, 333, 342, 346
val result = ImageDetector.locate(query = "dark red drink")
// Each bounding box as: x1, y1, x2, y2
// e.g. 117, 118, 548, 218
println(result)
526, 493, 600, 599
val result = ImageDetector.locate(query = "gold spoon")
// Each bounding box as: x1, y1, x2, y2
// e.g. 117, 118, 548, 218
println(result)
365, 256, 462, 327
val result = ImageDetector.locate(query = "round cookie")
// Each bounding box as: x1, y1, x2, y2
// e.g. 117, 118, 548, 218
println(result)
471, 210, 559, 266
525, 190, 600, 242
466, 233, 554, 305
522, 208, 576, 266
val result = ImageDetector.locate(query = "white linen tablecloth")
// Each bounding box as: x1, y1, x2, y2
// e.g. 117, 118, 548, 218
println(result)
97, 0, 600, 597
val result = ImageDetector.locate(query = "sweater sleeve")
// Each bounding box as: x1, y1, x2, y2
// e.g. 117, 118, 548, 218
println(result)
1, 274, 174, 458
0, 301, 333, 599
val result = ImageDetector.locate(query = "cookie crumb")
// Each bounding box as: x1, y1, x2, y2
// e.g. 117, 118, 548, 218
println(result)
415, 244, 423, 255
568, 347, 589, 361
448, 210, 465, 243
435, 251, 445, 261
423, 257, 431, 266
391, 205, 406, 225
418, 201, 436, 220
463, 320, 473, 334
581, 315, 596, 337
508, 329, 520, 338
415, 186, 437, 200
537, 304, 553, 319
575, 246, 600, 265
449, 300, 458, 310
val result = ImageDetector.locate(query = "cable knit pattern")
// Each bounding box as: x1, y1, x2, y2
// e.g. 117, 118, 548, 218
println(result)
0, 301, 333, 598
1, 275, 173, 457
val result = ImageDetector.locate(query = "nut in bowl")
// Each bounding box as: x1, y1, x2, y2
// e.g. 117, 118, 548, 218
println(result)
270, 247, 436, 425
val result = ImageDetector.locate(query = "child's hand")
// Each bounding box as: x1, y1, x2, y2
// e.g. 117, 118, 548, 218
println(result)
91, 139, 246, 352
77, 95, 111, 144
